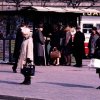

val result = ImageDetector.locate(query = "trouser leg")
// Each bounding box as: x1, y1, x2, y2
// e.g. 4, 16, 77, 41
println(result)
75, 55, 82, 66
24, 76, 31, 85
20, 75, 31, 85
67, 55, 71, 65
12, 59, 18, 73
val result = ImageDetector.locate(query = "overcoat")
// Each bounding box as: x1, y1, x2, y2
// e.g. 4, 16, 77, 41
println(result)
34, 29, 45, 57
17, 37, 33, 69
94, 37, 100, 74
73, 31, 85, 56
88, 33, 99, 56
13, 27, 24, 60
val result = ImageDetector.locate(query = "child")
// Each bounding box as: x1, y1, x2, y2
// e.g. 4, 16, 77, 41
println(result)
50, 47, 61, 65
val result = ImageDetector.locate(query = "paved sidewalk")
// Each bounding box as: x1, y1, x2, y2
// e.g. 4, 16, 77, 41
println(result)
0, 60, 100, 100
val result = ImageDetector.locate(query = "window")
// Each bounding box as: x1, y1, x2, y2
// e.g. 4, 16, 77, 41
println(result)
83, 24, 93, 34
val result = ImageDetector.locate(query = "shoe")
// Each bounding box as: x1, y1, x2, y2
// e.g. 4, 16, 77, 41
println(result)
55, 64, 59, 66
12, 67, 17, 73
73, 64, 77, 67
24, 82, 31, 85
96, 86, 100, 89
20, 81, 26, 84
20, 81, 31, 85
77, 65, 82, 67
20, 76, 31, 85
66, 64, 71, 66
73, 64, 82, 67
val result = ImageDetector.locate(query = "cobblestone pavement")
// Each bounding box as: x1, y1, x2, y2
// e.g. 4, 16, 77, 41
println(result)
0, 59, 100, 100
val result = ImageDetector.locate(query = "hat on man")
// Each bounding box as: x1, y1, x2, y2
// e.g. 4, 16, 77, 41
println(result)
92, 27, 97, 31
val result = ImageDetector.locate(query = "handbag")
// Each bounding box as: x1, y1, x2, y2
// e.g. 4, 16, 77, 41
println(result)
88, 58, 100, 68
50, 50, 61, 59
21, 63, 35, 76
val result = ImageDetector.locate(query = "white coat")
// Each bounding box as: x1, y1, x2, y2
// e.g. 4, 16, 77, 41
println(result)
17, 36, 33, 69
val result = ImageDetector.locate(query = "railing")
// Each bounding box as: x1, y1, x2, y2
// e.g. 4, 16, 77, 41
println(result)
0, 39, 15, 63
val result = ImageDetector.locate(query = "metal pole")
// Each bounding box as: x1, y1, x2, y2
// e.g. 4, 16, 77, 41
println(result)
43, 45, 46, 66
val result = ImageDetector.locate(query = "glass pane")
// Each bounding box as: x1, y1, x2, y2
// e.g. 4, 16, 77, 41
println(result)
89, 29, 92, 33
83, 24, 93, 28
83, 29, 87, 33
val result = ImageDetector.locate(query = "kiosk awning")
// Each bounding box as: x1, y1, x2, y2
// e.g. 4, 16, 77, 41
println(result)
23, 6, 100, 14
31, 6, 83, 13
63, 7, 83, 13
81, 8, 100, 13
31, 6, 49, 12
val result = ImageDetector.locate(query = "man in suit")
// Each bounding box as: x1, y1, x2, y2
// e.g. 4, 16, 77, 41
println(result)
73, 26, 85, 67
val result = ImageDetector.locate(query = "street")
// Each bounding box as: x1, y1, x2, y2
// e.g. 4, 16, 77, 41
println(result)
0, 59, 100, 100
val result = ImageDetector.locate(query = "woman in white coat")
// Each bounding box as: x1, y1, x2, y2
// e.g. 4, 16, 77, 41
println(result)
17, 25, 34, 85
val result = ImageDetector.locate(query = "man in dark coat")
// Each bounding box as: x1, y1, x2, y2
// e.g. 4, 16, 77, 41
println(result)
73, 26, 85, 67
12, 24, 24, 73
50, 24, 61, 51
94, 36, 100, 89
33, 24, 45, 65
88, 27, 99, 58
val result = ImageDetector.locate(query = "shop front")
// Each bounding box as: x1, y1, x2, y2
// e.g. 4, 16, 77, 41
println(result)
0, 7, 82, 63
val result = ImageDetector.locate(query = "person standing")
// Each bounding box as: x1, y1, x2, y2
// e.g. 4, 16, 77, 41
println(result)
17, 25, 34, 85
61, 25, 72, 66
50, 24, 61, 65
93, 35, 100, 89
50, 24, 61, 51
12, 23, 25, 73
88, 27, 99, 58
34, 24, 45, 65
73, 26, 85, 67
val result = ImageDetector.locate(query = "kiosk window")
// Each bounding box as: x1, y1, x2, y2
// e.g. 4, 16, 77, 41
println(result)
83, 24, 93, 34
83, 24, 93, 28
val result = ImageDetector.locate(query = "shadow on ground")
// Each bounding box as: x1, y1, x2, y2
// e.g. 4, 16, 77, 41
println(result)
38, 82, 94, 89
0, 95, 44, 100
